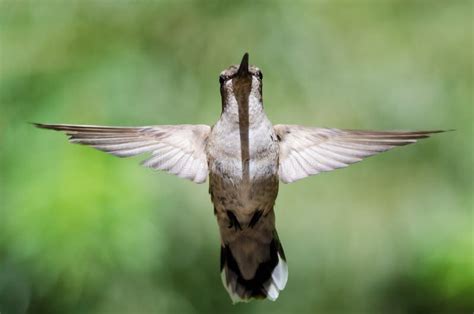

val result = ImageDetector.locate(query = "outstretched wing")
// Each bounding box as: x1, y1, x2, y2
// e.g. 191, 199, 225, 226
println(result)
35, 123, 211, 183
274, 125, 445, 183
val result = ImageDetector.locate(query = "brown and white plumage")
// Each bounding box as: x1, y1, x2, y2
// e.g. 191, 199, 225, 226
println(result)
34, 53, 448, 304
274, 125, 445, 183
34, 123, 211, 183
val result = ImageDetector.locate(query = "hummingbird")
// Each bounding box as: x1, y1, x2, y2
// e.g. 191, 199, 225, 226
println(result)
35, 53, 446, 303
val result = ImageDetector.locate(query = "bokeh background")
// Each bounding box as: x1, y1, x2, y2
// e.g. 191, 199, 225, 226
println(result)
1, 1, 472, 313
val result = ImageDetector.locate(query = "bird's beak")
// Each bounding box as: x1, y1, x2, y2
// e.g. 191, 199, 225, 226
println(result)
237, 53, 250, 77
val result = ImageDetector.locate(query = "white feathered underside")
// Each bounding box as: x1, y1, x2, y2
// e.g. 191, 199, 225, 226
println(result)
263, 253, 288, 301
274, 125, 444, 183
35, 123, 211, 183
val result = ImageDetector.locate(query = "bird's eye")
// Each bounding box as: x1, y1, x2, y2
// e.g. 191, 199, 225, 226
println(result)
219, 75, 226, 84
257, 71, 263, 80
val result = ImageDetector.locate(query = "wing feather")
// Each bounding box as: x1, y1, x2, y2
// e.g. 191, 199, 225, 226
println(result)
274, 125, 446, 183
35, 123, 211, 183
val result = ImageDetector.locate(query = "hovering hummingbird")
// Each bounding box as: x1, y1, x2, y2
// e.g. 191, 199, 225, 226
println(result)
35, 53, 446, 303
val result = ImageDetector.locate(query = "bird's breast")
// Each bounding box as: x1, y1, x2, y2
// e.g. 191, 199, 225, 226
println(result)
207, 118, 279, 183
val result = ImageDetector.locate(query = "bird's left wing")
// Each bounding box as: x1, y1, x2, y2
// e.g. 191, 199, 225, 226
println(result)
35, 123, 211, 183
274, 124, 445, 183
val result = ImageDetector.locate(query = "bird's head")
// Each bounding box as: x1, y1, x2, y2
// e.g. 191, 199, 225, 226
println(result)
219, 53, 263, 113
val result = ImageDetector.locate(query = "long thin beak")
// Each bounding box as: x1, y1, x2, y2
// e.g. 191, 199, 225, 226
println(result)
237, 53, 249, 77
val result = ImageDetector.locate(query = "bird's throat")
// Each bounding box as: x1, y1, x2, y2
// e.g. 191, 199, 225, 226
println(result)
233, 78, 252, 186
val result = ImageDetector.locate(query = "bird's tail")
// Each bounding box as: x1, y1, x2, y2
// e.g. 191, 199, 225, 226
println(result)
220, 229, 288, 303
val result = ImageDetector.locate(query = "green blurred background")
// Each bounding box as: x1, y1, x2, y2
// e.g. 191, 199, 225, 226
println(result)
0, 1, 472, 313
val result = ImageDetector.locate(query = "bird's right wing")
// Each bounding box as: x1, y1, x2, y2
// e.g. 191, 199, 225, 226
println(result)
35, 123, 211, 183
274, 125, 445, 183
